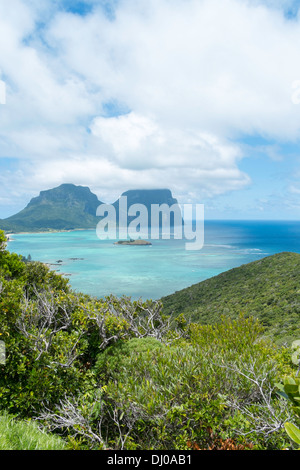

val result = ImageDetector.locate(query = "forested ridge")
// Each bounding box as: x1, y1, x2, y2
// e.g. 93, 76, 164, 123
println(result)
162, 252, 300, 345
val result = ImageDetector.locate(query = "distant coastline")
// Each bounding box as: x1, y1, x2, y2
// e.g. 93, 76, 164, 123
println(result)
4, 230, 154, 246
4, 228, 95, 236
5, 234, 15, 242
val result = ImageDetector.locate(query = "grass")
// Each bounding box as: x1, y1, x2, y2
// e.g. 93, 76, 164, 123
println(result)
0, 412, 67, 450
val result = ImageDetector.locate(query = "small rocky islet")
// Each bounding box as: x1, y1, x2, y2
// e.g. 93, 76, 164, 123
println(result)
114, 239, 152, 246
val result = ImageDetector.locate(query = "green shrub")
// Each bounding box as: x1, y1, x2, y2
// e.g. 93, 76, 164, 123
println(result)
91, 316, 292, 450
94, 337, 166, 382
0, 229, 296, 450
0, 231, 25, 281
276, 340, 300, 449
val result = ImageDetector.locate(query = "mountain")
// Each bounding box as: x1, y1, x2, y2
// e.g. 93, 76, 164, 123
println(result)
115, 189, 179, 208
0, 184, 104, 232
113, 189, 182, 228
0, 185, 181, 233
161, 251, 300, 345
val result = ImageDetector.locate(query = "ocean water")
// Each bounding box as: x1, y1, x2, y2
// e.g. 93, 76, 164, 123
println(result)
6, 220, 300, 301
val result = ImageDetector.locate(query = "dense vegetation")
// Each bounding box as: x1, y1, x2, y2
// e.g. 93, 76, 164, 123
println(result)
0, 184, 180, 233
1, 229, 300, 450
0, 411, 67, 450
0, 184, 103, 232
161, 252, 300, 345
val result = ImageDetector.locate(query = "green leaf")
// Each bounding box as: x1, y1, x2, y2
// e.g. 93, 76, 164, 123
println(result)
284, 422, 300, 445
292, 340, 300, 350
291, 351, 300, 366
275, 382, 284, 391
284, 384, 299, 396
276, 390, 290, 401
292, 406, 300, 417
284, 377, 296, 385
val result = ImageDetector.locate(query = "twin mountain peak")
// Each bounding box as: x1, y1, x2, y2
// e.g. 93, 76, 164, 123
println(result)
0, 184, 180, 233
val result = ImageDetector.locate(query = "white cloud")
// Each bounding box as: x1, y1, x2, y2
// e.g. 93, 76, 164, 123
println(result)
45, 0, 300, 136
90, 111, 245, 175
90, 112, 162, 160
1, 0, 300, 214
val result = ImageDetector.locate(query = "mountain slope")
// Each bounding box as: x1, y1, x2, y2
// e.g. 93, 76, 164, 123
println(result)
0, 185, 182, 233
0, 184, 103, 232
161, 252, 300, 344
113, 189, 182, 227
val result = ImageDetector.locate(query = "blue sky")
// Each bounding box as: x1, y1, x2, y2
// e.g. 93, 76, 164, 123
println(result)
1, 0, 300, 220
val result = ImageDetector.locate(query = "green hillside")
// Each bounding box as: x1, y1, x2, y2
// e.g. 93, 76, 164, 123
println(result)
161, 252, 300, 344
0, 184, 103, 232
0, 185, 182, 233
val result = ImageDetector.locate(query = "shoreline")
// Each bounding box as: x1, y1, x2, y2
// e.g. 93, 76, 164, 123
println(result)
5, 234, 15, 242
5, 228, 95, 237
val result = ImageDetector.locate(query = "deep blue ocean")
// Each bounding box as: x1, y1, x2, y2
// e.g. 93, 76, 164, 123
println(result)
6, 220, 300, 300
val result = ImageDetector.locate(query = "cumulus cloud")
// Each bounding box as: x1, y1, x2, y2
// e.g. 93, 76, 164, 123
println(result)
0, 0, 300, 214
45, 0, 300, 136
90, 113, 162, 166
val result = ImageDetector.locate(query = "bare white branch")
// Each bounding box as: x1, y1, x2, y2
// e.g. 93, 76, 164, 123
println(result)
16, 287, 84, 366
82, 295, 187, 351
37, 395, 107, 448
217, 359, 292, 437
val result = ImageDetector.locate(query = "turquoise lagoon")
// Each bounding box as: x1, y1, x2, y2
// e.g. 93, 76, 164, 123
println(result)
7, 220, 300, 300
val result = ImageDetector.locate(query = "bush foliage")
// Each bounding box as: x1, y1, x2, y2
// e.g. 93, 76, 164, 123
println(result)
161, 252, 300, 345
0, 411, 67, 450
0, 230, 299, 450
